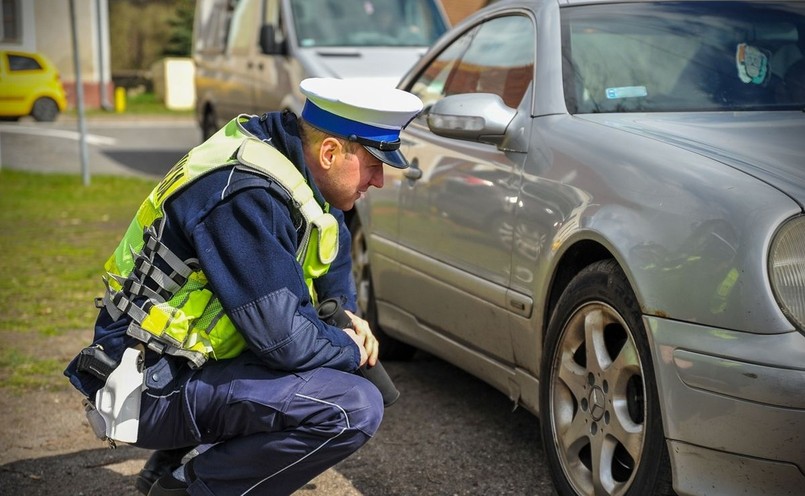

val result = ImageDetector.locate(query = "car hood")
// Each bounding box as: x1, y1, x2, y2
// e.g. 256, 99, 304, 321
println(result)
296, 47, 428, 88
578, 112, 805, 207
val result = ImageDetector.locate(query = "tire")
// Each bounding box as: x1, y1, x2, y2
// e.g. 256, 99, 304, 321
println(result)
349, 215, 416, 361
539, 260, 674, 496
201, 107, 217, 141
31, 97, 59, 122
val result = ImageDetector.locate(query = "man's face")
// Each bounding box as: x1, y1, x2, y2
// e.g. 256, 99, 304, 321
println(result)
317, 140, 385, 211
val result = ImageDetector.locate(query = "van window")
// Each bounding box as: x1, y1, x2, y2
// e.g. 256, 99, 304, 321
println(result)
289, 0, 447, 48
194, 0, 235, 55
228, 0, 261, 55
264, 0, 287, 48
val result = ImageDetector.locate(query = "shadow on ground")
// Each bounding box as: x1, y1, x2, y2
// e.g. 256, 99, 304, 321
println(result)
1, 445, 149, 495
101, 150, 188, 177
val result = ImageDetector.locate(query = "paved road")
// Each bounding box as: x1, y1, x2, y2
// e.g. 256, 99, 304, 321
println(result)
0, 115, 557, 495
0, 115, 201, 178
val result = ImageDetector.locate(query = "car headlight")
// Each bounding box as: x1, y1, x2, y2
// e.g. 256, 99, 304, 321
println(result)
769, 215, 805, 332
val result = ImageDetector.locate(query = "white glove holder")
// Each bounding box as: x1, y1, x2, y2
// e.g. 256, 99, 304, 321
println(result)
95, 347, 144, 443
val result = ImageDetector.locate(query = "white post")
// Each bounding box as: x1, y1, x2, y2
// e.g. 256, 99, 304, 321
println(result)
69, 0, 91, 186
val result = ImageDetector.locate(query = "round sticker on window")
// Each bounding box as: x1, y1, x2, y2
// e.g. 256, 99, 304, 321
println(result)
735, 43, 770, 85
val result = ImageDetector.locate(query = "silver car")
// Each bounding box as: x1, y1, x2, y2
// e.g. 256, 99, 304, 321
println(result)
349, 1, 805, 495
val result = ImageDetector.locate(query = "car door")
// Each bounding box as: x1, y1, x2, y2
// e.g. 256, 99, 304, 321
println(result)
392, 14, 536, 364
0, 52, 43, 115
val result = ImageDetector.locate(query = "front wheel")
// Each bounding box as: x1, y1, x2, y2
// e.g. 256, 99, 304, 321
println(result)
201, 107, 217, 141
540, 260, 674, 496
350, 215, 416, 361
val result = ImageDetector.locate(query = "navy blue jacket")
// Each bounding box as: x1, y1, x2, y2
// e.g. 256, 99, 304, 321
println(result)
65, 111, 360, 398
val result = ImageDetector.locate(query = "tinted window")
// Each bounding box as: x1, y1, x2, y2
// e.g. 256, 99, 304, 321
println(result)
562, 1, 805, 113
8, 54, 42, 71
410, 15, 536, 110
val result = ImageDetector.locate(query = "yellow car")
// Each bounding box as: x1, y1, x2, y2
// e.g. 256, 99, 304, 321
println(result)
0, 49, 68, 121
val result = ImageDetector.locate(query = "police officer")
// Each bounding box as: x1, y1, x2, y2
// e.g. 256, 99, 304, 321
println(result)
64, 77, 423, 496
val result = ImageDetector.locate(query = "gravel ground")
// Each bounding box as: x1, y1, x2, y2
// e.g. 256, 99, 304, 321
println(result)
0, 351, 557, 495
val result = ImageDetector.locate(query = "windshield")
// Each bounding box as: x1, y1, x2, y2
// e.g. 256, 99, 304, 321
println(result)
289, 0, 448, 48
562, 2, 805, 113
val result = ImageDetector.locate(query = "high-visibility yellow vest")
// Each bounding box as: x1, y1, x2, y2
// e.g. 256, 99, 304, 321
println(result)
99, 115, 339, 368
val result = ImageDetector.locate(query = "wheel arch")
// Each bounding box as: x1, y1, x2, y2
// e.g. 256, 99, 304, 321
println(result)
29, 91, 63, 110
543, 239, 615, 340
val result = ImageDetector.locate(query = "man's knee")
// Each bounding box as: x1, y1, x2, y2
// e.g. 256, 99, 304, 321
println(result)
296, 371, 384, 438
345, 378, 384, 437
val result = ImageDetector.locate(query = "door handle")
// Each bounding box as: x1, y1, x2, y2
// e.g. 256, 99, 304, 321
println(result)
403, 160, 422, 181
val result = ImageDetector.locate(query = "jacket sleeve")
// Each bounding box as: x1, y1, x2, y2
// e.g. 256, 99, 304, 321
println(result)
183, 172, 361, 372
312, 208, 358, 312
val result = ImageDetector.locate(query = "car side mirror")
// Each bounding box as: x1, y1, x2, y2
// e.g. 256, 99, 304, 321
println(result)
427, 93, 516, 147
259, 24, 287, 55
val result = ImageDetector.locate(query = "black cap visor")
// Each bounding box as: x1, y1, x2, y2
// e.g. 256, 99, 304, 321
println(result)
363, 145, 409, 169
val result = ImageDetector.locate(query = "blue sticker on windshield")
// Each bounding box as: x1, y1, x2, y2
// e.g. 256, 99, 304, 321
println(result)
605, 86, 648, 99
736, 43, 770, 85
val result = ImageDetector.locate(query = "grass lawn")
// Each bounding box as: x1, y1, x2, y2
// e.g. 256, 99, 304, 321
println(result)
0, 170, 155, 390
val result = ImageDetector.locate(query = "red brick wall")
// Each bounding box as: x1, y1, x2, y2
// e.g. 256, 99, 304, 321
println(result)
441, 0, 490, 25
63, 81, 115, 110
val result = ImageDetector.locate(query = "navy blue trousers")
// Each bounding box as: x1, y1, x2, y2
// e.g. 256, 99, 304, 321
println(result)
135, 351, 383, 496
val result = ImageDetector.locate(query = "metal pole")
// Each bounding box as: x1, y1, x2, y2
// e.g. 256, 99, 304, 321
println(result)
69, 0, 91, 186
96, 0, 111, 110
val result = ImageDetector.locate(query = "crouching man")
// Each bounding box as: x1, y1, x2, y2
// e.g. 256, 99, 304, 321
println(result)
64, 78, 423, 495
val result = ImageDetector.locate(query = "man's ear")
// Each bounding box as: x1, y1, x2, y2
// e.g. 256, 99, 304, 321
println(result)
319, 137, 341, 171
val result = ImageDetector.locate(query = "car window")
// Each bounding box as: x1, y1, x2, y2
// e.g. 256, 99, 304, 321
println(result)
8, 54, 42, 72
289, 0, 447, 48
409, 27, 475, 113
410, 15, 535, 113
562, 1, 805, 112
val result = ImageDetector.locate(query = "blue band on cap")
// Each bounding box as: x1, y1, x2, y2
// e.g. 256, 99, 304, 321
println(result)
301, 100, 400, 143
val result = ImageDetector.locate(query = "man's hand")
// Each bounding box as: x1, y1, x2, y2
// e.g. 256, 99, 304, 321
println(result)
342, 328, 368, 367
343, 310, 379, 367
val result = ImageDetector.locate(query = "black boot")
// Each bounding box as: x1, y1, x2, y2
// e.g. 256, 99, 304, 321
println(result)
147, 473, 189, 496
135, 447, 194, 495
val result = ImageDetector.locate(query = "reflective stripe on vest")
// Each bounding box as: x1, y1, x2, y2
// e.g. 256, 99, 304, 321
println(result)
100, 115, 339, 367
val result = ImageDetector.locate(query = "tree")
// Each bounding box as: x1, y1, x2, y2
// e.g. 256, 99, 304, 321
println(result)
109, 0, 192, 72
162, 0, 195, 57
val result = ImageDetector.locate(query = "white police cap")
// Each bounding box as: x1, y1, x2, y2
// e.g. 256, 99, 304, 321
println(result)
299, 77, 423, 169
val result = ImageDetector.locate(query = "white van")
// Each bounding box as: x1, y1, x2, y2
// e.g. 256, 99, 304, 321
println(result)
192, 0, 450, 139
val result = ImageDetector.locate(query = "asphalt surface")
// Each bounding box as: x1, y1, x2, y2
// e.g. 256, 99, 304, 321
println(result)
0, 115, 557, 495
0, 114, 201, 179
